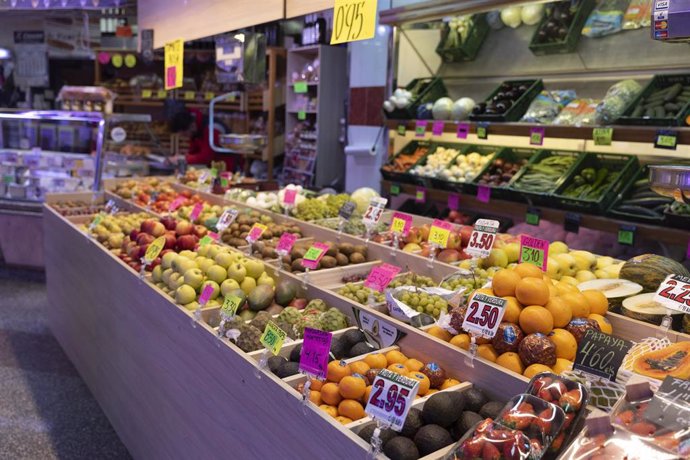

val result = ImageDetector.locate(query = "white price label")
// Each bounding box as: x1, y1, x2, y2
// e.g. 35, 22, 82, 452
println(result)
465, 219, 499, 259
653, 274, 690, 314
362, 197, 387, 226
364, 369, 419, 431
216, 209, 238, 231
461, 293, 507, 339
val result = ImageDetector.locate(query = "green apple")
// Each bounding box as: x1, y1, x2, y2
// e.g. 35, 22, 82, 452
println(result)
168, 272, 181, 289
257, 272, 275, 288
549, 241, 569, 255
161, 252, 178, 270
575, 270, 597, 283
179, 250, 197, 260
206, 264, 227, 284
220, 278, 241, 297
555, 254, 577, 277
240, 277, 256, 295
177, 257, 199, 275
503, 243, 520, 264
196, 244, 210, 258
227, 262, 247, 283
206, 245, 220, 260
205, 299, 221, 308
546, 257, 562, 280
596, 256, 614, 270
595, 269, 610, 279
197, 257, 215, 274
245, 259, 265, 279
214, 251, 236, 269
482, 248, 508, 269
183, 301, 200, 311
560, 275, 578, 286
201, 280, 220, 300
183, 268, 204, 290
173, 273, 187, 289
151, 265, 163, 283
161, 268, 174, 285
175, 284, 197, 305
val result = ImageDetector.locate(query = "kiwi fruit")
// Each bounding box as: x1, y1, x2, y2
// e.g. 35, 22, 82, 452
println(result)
291, 247, 306, 259
320, 255, 337, 269
336, 253, 349, 266
353, 245, 367, 255
338, 242, 355, 255
349, 252, 366, 264
291, 259, 305, 272
325, 242, 338, 257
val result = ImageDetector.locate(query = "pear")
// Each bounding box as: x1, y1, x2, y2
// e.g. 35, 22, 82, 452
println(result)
560, 275, 578, 286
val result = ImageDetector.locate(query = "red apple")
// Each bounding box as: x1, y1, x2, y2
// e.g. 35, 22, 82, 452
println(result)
140, 219, 158, 235
459, 225, 473, 247
175, 221, 193, 236
127, 243, 140, 259
136, 233, 155, 246
193, 225, 208, 238
129, 229, 139, 241
176, 234, 198, 250
163, 233, 177, 249
405, 227, 422, 245
150, 221, 166, 237
121, 255, 132, 263
459, 249, 472, 260
137, 244, 150, 259
447, 232, 461, 250
160, 216, 177, 230
438, 248, 461, 263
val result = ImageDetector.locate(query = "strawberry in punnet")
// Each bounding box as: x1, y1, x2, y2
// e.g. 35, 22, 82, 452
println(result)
615, 409, 634, 426
559, 388, 582, 412
461, 436, 484, 457
550, 432, 565, 452
563, 412, 576, 429
534, 407, 555, 435
481, 441, 501, 460
549, 381, 568, 400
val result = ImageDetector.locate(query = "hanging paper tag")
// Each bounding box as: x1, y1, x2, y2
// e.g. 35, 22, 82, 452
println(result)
415, 187, 426, 203
141, 89, 153, 99
246, 223, 268, 244
301, 242, 330, 270
189, 202, 204, 222
365, 369, 420, 431
390, 183, 401, 196
184, 91, 195, 101
299, 328, 333, 379
364, 263, 402, 292
221, 294, 243, 318
432, 121, 444, 136
283, 188, 297, 206
390, 212, 412, 237
428, 219, 453, 248
461, 293, 507, 339
338, 201, 357, 220
169, 196, 185, 212
330, 0, 377, 44
593, 127, 613, 146
476, 185, 491, 203
655, 129, 678, 150
261, 321, 288, 356
204, 92, 215, 101
617, 224, 636, 246
519, 234, 549, 271
276, 233, 298, 254
199, 232, 219, 246
476, 123, 488, 140
414, 120, 428, 137
144, 236, 166, 263
362, 197, 387, 226
198, 284, 215, 306
448, 193, 459, 211
217, 208, 239, 232
465, 219, 499, 259
457, 122, 470, 139
573, 329, 631, 381
294, 81, 308, 93
525, 207, 540, 226
529, 127, 545, 146
653, 274, 690, 314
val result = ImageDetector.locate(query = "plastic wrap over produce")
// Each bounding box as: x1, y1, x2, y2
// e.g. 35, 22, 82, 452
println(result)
385, 286, 464, 325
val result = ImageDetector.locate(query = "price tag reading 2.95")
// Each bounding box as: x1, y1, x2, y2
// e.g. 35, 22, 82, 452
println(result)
654, 274, 690, 314
465, 219, 500, 258
461, 293, 507, 339
365, 368, 420, 431
362, 197, 387, 226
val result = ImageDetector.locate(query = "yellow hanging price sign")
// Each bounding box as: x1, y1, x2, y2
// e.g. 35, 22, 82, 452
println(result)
260, 321, 287, 355
221, 295, 242, 318
164, 38, 184, 90
427, 220, 452, 248
391, 217, 406, 234
144, 236, 166, 262
331, 0, 378, 45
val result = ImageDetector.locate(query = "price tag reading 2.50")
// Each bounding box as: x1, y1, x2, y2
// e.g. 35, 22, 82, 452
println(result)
465, 219, 499, 259
362, 197, 387, 226
365, 368, 420, 431
462, 293, 507, 339
654, 274, 690, 314
519, 234, 549, 271
330, 0, 377, 45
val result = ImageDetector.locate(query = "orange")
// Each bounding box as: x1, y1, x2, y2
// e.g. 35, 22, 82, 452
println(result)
427, 326, 452, 342
477, 344, 498, 363
582, 290, 609, 316
363, 385, 373, 404
335, 416, 353, 425
519, 306, 554, 335
515, 277, 550, 306
544, 297, 573, 328
426, 389, 439, 396
338, 399, 365, 420
310, 378, 323, 391
556, 282, 578, 296
523, 364, 552, 379
548, 328, 578, 361
385, 350, 407, 366
514, 263, 544, 279
552, 358, 573, 375
492, 269, 522, 297
561, 292, 590, 318
450, 334, 471, 350
327, 360, 352, 383
407, 372, 431, 395
387, 363, 409, 375
496, 352, 525, 375
319, 404, 338, 418
363, 353, 387, 370
440, 378, 461, 390
547, 283, 558, 299
503, 297, 523, 324
309, 390, 322, 405
350, 361, 371, 376
320, 382, 342, 406
404, 358, 424, 372
588, 314, 612, 334
339, 376, 367, 400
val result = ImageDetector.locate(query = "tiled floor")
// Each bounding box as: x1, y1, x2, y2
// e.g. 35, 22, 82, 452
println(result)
0, 269, 131, 460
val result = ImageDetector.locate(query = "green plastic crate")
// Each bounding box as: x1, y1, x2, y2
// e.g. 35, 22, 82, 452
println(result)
472, 147, 538, 200
609, 166, 668, 224
470, 79, 544, 122
380, 140, 433, 184
528, 0, 595, 56
435, 13, 489, 63
385, 78, 448, 120
507, 150, 582, 206
617, 74, 690, 127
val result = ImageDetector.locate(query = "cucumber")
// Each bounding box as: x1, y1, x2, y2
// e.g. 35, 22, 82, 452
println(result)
654, 106, 666, 118
631, 191, 663, 199
621, 197, 673, 207
631, 105, 645, 117
665, 83, 684, 102
615, 205, 663, 218
664, 102, 680, 111
644, 107, 655, 118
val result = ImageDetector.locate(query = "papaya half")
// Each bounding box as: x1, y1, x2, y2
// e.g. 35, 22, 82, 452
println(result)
633, 341, 690, 380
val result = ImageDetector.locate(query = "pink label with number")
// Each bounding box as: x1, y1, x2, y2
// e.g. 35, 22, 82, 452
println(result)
457, 123, 470, 139
432, 219, 454, 231
520, 234, 549, 272
283, 189, 297, 205
415, 120, 428, 137
299, 328, 333, 379
190, 202, 203, 221
432, 121, 444, 136
448, 193, 460, 210
247, 224, 266, 243
477, 185, 491, 203
390, 212, 413, 237
199, 284, 214, 305
276, 233, 298, 254
301, 242, 330, 270
169, 196, 185, 212
364, 263, 402, 292
208, 231, 219, 241
166, 66, 176, 88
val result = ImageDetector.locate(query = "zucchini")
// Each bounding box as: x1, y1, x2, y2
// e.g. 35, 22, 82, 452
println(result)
615, 205, 663, 217
654, 106, 666, 118
644, 107, 654, 118
664, 102, 680, 111
665, 83, 684, 102
631, 105, 645, 118
621, 197, 673, 207
631, 191, 663, 200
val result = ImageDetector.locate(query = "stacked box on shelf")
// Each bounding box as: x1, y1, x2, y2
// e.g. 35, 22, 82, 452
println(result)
435, 13, 489, 62
552, 153, 640, 214
617, 74, 690, 126
507, 149, 582, 206
528, 0, 596, 55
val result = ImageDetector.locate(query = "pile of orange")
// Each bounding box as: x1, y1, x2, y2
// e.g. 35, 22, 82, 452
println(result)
301, 350, 461, 424
432, 262, 611, 379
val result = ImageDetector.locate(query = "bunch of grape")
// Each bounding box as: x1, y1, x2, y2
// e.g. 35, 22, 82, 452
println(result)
441, 268, 490, 291
337, 283, 385, 304
395, 290, 448, 318
388, 274, 435, 289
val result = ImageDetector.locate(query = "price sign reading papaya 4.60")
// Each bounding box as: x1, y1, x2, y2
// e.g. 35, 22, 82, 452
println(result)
465, 219, 499, 259
365, 368, 419, 431
331, 0, 377, 45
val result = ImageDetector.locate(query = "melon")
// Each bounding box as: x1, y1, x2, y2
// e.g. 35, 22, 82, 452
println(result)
621, 293, 684, 329
619, 254, 690, 293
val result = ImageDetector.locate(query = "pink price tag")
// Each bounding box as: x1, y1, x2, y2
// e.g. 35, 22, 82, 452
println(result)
301, 242, 329, 270
169, 196, 185, 212
477, 185, 491, 203
276, 233, 298, 254
415, 120, 428, 137
190, 202, 203, 221
457, 122, 470, 139
390, 212, 413, 237
208, 231, 219, 241
364, 263, 402, 292
432, 121, 444, 136
448, 193, 460, 211
415, 187, 426, 203
97, 51, 111, 64
299, 328, 333, 379
519, 234, 549, 272
166, 66, 176, 88
199, 284, 214, 305
246, 224, 267, 243
283, 189, 297, 205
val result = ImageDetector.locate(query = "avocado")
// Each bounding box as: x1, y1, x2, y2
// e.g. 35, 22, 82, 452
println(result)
479, 401, 504, 420
383, 436, 420, 460
358, 424, 396, 445
267, 356, 287, 374
247, 285, 274, 311
464, 388, 488, 412
348, 341, 374, 358
342, 329, 366, 346
422, 392, 459, 427
275, 280, 297, 306
413, 424, 453, 456
276, 361, 299, 378
400, 408, 423, 438
289, 344, 302, 362
452, 411, 483, 440
447, 392, 466, 413
329, 337, 348, 360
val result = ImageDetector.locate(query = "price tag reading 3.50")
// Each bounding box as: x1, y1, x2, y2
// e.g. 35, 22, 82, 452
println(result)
365, 369, 420, 431
362, 197, 387, 226
654, 274, 690, 314
465, 219, 499, 259
519, 234, 549, 271
461, 293, 507, 339
331, 0, 377, 45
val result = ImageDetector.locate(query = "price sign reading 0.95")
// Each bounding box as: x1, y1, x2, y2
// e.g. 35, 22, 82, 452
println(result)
572, 328, 631, 382
331, 0, 377, 45
362, 197, 388, 226
654, 274, 690, 314
365, 368, 420, 431
465, 219, 500, 259
461, 293, 507, 339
